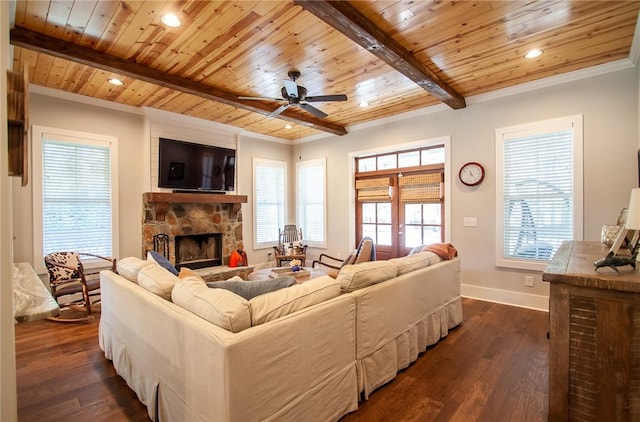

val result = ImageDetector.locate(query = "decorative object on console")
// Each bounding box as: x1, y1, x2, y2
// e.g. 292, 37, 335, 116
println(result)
595, 188, 640, 271
600, 224, 621, 247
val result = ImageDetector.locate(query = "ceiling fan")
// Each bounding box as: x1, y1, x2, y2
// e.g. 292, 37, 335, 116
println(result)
238, 70, 348, 119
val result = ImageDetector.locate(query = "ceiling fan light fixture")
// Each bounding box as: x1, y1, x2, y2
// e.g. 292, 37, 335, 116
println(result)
524, 49, 543, 59
107, 78, 124, 86
161, 13, 182, 28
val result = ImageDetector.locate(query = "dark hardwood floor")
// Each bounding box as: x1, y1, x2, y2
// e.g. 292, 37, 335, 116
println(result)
15, 298, 548, 421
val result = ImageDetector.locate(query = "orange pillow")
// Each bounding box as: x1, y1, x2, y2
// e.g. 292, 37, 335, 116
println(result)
178, 267, 205, 282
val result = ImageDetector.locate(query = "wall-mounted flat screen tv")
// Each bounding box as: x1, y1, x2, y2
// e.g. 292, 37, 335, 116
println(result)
158, 137, 235, 192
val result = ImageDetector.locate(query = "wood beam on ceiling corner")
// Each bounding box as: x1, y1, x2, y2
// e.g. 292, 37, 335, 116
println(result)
295, 0, 466, 110
9, 27, 347, 136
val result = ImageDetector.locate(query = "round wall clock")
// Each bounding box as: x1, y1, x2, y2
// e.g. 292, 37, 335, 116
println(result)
459, 162, 485, 186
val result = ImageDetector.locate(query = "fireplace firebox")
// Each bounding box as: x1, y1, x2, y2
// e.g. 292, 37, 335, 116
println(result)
175, 233, 222, 270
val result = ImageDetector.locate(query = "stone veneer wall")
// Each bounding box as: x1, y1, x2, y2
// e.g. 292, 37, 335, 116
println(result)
142, 200, 244, 266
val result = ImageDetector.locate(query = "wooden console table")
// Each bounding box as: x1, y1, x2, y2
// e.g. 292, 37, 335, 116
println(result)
543, 241, 640, 421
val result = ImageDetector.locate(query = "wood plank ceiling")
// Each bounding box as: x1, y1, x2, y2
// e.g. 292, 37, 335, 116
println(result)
10, 1, 640, 141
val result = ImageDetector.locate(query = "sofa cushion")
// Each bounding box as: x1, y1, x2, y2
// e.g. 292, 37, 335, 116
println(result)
336, 261, 398, 292
137, 262, 180, 300
249, 276, 340, 326
207, 276, 296, 300
389, 253, 431, 275
116, 256, 154, 282
172, 276, 251, 333
147, 250, 178, 275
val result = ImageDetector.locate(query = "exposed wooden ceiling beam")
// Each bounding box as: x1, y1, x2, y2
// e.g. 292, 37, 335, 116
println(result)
295, 0, 466, 110
10, 27, 347, 136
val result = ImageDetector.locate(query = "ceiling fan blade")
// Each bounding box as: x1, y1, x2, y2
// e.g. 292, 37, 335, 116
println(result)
283, 80, 299, 98
238, 96, 285, 101
269, 103, 291, 118
305, 94, 348, 102
300, 103, 328, 118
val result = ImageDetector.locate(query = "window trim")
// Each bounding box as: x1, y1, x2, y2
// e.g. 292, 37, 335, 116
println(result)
296, 158, 327, 248
495, 115, 583, 271
252, 157, 287, 250
32, 125, 120, 274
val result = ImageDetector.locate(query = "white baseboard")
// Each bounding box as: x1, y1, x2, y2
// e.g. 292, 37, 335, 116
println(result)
461, 284, 549, 312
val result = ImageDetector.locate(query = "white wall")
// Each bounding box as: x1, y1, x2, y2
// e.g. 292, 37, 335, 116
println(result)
295, 67, 639, 310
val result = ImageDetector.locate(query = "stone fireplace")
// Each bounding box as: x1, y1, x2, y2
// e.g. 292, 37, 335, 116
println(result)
142, 192, 247, 268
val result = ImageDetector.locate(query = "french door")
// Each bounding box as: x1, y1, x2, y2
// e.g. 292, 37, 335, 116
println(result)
354, 146, 445, 260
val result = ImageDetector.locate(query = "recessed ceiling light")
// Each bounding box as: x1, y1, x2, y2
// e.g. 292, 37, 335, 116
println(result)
284, 124, 293, 129
161, 13, 181, 28
524, 49, 543, 59
359, 101, 370, 108
107, 78, 124, 86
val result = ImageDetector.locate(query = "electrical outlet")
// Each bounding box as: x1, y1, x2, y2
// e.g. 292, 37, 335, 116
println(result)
525, 276, 534, 287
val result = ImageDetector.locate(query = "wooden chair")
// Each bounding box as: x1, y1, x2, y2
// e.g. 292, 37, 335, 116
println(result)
312, 236, 376, 278
273, 225, 307, 267
44, 251, 116, 323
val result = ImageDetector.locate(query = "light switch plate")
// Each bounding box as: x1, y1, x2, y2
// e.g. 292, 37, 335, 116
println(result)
463, 217, 477, 227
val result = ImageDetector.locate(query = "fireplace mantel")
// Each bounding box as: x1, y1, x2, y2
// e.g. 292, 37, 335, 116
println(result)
144, 192, 247, 220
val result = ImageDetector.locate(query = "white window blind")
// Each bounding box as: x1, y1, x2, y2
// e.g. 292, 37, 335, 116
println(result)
32, 126, 119, 273
43, 140, 113, 255
297, 159, 326, 247
495, 115, 583, 270
254, 158, 286, 248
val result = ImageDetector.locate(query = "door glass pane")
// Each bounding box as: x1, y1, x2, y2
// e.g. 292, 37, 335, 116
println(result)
405, 225, 422, 247
423, 204, 441, 224
405, 204, 422, 224
378, 154, 397, 170
362, 203, 376, 223
398, 151, 420, 167
362, 224, 377, 240
422, 148, 445, 165
377, 203, 392, 224
377, 225, 392, 245
358, 157, 376, 172
424, 226, 442, 244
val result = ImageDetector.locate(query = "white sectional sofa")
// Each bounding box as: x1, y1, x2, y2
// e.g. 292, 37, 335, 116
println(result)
99, 250, 462, 421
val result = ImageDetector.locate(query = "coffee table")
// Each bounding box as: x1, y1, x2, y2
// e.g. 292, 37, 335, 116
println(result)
247, 266, 326, 283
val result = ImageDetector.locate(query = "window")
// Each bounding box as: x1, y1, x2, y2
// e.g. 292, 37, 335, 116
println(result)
296, 158, 326, 247
32, 126, 119, 273
253, 158, 287, 248
495, 115, 583, 270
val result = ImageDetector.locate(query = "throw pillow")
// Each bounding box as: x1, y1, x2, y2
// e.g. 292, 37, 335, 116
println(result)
116, 256, 154, 282
178, 267, 205, 282
172, 276, 251, 333
206, 276, 296, 300
137, 261, 180, 300
147, 250, 178, 275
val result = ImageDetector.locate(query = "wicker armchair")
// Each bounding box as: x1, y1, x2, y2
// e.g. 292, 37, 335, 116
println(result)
312, 236, 376, 278
273, 225, 307, 266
